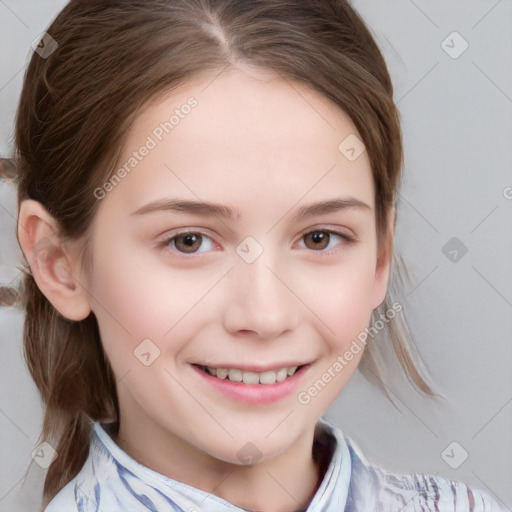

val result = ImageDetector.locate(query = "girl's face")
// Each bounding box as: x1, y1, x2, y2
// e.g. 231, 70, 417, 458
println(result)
85, 65, 391, 465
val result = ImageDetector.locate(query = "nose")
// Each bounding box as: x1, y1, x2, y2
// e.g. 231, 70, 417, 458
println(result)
222, 253, 300, 340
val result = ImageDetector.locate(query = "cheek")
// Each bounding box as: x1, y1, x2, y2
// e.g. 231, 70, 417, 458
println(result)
299, 252, 377, 345
86, 233, 165, 373
87, 234, 221, 373
294, 261, 376, 410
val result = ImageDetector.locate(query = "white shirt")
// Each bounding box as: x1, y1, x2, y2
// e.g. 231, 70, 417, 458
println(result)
45, 417, 508, 512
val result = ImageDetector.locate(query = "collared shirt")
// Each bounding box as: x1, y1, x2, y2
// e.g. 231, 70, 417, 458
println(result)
45, 417, 508, 512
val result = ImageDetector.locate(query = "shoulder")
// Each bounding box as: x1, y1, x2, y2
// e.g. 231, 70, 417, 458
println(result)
42, 422, 114, 512
43, 481, 77, 512
343, 433, 508, 512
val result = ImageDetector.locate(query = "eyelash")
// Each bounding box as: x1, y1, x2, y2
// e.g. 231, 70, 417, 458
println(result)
160, 226, 356, 257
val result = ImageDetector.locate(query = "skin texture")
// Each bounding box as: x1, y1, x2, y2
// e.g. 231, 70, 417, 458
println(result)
18, 65, 394, 512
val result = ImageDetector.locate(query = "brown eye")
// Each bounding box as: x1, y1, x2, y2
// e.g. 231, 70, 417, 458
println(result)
303, 231, 330, 250
173, 233, 203, 253
300, 229, 354, 252
162, 230, 216, 256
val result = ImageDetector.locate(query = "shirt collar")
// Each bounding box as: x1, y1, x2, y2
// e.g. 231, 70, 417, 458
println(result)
87, 417, 352, 512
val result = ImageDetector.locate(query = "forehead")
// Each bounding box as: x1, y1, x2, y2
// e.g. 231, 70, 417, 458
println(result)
103, 65, 374, 215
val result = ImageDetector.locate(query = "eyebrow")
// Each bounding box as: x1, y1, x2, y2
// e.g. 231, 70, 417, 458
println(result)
130, 197, 372, 220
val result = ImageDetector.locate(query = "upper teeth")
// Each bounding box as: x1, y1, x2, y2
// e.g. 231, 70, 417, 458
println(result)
202, 365, 299, 384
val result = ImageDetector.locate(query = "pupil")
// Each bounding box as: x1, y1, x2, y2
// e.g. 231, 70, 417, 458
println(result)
183, 234, 197, 246
311, 232, 324, 243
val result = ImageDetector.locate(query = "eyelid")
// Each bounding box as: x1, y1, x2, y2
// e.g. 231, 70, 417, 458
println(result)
297, 224, 356, 242
158, 226, 217, 241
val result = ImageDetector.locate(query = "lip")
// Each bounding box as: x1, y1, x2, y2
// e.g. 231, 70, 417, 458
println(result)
191, 361, 308, 372
191, 363, 311, 405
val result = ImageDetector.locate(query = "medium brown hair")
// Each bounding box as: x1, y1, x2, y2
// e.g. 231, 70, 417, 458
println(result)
15, 0, 433, 505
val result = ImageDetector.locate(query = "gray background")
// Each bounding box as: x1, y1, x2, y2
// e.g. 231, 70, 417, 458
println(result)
1, 1, 511, 510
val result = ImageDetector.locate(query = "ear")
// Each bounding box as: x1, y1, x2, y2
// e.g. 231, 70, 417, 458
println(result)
17, 199, 91, 321
371, 206, 396, 309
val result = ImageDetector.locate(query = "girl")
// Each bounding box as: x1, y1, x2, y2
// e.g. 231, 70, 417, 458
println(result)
14, 0, 507, 511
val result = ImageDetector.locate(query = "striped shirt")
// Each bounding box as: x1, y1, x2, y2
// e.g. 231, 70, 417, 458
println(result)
45, 417, 509, 512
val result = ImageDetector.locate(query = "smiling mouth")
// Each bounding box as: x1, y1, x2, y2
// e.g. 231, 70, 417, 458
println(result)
195, 364, 306, 385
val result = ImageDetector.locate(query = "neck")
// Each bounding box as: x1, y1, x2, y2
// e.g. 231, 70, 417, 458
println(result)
113, 417, 325, 512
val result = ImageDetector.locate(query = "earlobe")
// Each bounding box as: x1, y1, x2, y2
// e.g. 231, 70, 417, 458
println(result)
17, 199, 91, 321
